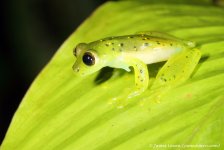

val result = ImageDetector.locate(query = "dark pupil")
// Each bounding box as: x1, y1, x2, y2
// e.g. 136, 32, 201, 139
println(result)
82, 52, 95, 66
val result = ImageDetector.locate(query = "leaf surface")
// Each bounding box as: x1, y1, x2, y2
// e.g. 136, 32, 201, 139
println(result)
1, 1, 224, 149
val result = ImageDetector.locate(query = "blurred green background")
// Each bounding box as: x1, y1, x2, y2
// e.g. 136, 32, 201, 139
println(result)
0, 0, 108, 143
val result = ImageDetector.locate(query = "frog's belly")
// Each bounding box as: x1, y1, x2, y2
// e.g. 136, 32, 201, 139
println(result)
125, 47, 181, 64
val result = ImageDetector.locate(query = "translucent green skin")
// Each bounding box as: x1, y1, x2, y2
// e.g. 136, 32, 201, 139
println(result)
73, 32, 201, 98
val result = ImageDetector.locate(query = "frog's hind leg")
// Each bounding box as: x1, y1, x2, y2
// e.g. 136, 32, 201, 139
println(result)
153, 48, 201, 88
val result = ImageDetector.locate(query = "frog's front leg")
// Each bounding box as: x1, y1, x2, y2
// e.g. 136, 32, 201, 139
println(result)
126, 58, 149, 98
109, 58, 149, 108
153, 48, 201, 87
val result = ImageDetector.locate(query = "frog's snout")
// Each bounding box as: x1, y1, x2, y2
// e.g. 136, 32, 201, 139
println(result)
72, 64, 82, 75
73, 66, 80, 73
72, 63, 88, 76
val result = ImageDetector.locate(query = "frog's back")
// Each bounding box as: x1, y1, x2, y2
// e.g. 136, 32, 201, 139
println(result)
90, 34, 195, 64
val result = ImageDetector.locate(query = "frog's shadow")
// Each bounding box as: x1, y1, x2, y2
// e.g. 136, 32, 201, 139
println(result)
94, 62, 165, 85
94, 67, 115, 85
191, 54, 209, 77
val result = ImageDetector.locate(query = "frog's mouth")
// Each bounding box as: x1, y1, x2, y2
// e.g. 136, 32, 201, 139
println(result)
72, 61, 105, 77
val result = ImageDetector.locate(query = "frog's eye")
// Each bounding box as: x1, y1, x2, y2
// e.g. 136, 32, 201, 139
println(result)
82, 52, 95, 66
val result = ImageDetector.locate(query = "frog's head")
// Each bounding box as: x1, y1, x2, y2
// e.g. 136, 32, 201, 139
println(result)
72, 43, 106, 76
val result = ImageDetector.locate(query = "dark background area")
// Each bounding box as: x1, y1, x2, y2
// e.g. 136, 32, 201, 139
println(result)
0, 0, 108, 144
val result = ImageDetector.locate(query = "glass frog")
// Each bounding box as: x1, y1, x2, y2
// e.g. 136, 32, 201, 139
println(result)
72, 31, 201, 99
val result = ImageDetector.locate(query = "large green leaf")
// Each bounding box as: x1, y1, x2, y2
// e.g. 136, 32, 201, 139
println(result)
1, 0, 224, 149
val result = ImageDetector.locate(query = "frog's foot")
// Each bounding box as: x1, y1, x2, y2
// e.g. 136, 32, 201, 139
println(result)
138, 85, 171, 107
127, 88, 145, 98
109, 96, 127, 109
109, 88, 142, 108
